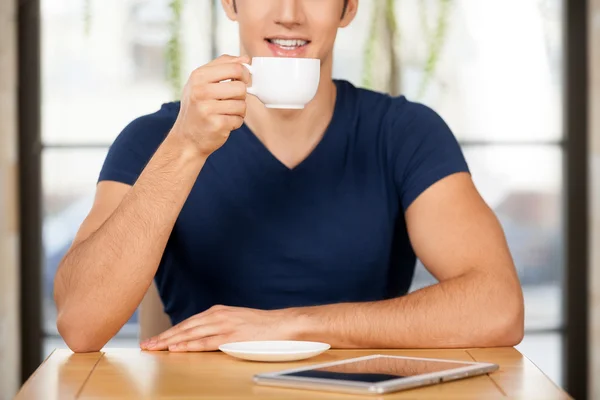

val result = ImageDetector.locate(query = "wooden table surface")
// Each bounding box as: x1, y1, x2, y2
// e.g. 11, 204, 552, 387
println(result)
16, 347, 571, 399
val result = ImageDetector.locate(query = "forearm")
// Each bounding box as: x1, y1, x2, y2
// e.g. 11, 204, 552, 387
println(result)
293, 270, 524, 349
55, 133, 205, 351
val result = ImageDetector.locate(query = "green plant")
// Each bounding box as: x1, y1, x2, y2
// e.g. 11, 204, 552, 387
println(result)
167, 0, 184, 100
83, 0, 449, 101
385, 0, 400, 94
362, 0, 451, 100
417, 0, 451, 99
84, 0, 91, 36
82, 0, 189, 99
362, 1, 381, 90
362, 0, 399, 94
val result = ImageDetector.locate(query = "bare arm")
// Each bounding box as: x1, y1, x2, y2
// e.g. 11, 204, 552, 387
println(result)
54, 55, 251, 352
143, 172, 525, 352
294, 172, 524, 348
54, 135, 205, 352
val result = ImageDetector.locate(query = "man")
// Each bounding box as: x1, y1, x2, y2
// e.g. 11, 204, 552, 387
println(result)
54, 0, 524, 353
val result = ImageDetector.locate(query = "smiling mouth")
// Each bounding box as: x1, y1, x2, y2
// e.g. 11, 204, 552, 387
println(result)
266, 38, 310, 51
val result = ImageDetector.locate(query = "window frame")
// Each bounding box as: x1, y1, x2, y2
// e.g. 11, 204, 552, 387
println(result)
18, 2, 589, 398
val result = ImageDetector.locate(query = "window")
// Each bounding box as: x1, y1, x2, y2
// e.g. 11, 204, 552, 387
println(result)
41, 0, 181, 354
41, 0, 565, 385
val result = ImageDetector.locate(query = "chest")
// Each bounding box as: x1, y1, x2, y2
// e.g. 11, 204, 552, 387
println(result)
174, 152, 397, 279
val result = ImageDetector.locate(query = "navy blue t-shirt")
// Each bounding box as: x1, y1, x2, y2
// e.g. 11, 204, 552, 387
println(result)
98, 80, 469, 325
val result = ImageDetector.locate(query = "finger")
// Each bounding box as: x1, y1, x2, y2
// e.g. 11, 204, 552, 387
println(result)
168, 335, 229, 352
205, 114, 244, 133
236, 54, 251, 65
142, 322, 202, 350
144, 316, 201, 345
151, 323, 224, 351
191, 63, 250, 85
143, 305, 229, 346
198, 81, 247, 101
212, 100, 247, 117
207, 54, 249, 66
141, 305, 232, 348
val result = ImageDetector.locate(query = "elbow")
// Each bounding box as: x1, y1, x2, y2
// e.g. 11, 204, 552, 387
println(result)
65, 340, 103, 354
485, 290, 525, 347
495, 311, 524, 347
57, 310, 106, 353
54, 264, 108, 353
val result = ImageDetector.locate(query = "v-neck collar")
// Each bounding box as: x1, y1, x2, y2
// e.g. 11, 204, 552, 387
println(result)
240, 80, 348, 173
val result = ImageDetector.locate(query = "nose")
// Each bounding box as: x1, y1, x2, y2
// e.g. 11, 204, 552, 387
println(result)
274, 0, 305, 28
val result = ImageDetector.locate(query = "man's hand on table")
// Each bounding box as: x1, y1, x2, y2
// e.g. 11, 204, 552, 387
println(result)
140, 305, 302, 352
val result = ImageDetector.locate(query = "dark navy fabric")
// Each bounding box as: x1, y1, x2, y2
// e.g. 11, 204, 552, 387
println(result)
98, 80, 469, 325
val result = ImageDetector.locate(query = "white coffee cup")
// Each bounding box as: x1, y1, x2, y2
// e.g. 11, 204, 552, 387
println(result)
242, 57, 320, 109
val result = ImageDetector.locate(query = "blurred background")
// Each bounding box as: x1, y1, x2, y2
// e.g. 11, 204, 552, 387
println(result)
1, 0, 599, 399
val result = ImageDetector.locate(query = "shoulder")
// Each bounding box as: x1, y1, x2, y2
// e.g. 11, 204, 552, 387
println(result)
385, 98, 451, 140
336, 80, 399, 119
114, 102, 181, 151
338, 80, 457, 154
337, 80, 447, 135
98, 102, 181, 185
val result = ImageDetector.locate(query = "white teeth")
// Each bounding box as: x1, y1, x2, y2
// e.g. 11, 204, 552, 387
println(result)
270, 38, 308, 48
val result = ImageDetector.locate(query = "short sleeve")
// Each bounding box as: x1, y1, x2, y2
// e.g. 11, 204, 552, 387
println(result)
98, 103, 179, 186
389, 100, 469, 211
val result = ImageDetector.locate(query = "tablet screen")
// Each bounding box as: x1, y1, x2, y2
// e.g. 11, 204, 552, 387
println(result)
281, 356, 472, 384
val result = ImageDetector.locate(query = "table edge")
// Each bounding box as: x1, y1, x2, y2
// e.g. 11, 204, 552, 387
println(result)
14, 349, 104, 400
14, 348, 57, 398
467, 347, 572, 399
16, 347, 573, 399
509, 348, 573, 399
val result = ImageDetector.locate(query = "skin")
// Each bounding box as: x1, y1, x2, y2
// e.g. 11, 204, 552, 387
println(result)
54, 0, 524, 353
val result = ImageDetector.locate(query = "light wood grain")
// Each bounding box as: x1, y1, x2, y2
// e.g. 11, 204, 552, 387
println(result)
15, 348, 572, 399
468, 348, 572, 400
15, 350, 103, 400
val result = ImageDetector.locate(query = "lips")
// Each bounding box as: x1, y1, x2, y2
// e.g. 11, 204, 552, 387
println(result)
267, 38, 310, 50
265, 37, 311, 57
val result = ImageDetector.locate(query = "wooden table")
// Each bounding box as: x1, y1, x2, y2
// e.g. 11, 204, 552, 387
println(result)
16, 348, 571, 399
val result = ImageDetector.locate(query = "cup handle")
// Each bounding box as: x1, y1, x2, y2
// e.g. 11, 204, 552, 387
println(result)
242, 63, 257, 96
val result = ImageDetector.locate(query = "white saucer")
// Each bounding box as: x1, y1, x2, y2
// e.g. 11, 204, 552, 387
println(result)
218, 340, 331, 362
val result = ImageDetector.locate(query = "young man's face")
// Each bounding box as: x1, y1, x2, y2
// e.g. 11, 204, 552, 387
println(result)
222, 0, 357, 63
